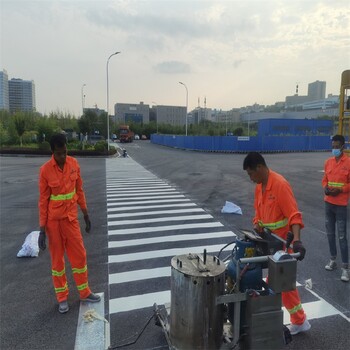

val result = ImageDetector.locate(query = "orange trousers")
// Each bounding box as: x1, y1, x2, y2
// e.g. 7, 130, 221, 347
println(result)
282, 288, 306, 325
46, 217, 91, 302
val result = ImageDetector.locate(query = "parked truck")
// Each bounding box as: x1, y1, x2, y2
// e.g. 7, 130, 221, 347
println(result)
119, 125, 134, 143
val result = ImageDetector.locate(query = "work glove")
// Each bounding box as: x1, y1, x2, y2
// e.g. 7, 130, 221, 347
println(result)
84, 215, 91, 233
38, 230, 46, 251
292, 240, 306, 261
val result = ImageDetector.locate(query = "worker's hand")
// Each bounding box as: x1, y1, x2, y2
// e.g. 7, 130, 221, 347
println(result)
84, 215, 91, 233
292, 240, 305, 261
253, 224, 262, 234
38, 230, 46, 251
324, 186, 331, 195
328, 188, 342, 196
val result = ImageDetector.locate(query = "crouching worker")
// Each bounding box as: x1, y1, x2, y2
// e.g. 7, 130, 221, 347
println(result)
38, 133, 100, 313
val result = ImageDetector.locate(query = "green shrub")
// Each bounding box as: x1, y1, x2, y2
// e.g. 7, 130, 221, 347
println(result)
94, 141, 107, 152
39, 141, 51, 151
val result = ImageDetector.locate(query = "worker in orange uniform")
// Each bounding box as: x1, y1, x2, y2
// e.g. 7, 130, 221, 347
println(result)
322, 134, 350, 282
38, 133, 100, 313
243, 152, 311, 335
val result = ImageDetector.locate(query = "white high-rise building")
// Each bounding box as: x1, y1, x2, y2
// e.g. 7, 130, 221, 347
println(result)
0, 70, 9, 111
9, 78, 36, 113
308, 80, 326, 101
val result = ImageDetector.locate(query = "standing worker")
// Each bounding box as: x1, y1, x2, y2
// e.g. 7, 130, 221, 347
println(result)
322, 134, 350, 282
243, 152, 311, 335
38, 133, 100, 313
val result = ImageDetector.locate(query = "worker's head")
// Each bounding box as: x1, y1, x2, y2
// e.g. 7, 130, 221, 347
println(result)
243, 152, 268, 184
50, 134, 67, 167
331, 135, 345, 158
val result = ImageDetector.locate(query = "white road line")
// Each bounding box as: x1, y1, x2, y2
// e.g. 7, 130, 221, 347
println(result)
107, 198, 190, 206
108, 244, 230, 263
109, 267, 170, 284
107, 188, 177, 194
107, 194, 185, 200
107, 203, 197, 212
109, 291, 170, 314
107, 185, 171, 191
108, 222, 224, 235
108, 214, 213, 226
108, 231, 235, 248
108, 208, 205, 219
107, 191, 179, 198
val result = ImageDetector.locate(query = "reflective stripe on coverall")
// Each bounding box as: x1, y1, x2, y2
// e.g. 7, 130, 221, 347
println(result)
39, 155, 91, 302
254, 170, 306, 325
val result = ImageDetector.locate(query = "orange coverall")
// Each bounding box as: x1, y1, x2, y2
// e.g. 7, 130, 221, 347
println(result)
322, 154, 350, 205
253, 170, 306, 325
39, 155, 91, 302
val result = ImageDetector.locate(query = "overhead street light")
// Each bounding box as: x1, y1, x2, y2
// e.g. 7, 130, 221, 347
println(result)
106, 51, 121, 151
81, 84, 86, 115
179, 81, 188, 136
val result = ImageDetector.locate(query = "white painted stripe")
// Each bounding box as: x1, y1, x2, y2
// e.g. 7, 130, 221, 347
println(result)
74, 292, 106, 350
109, 291, 171, 314
108, 208, 205, 219
107, 203, 197, 212
108, 231, 235, 248
107, 191, 179, 198
108, 244, 230, 263
107, 198, 190, 207
109, 267, 170, 284
107, 185, 171, 191
107, 180, 164, 184
107, 188, 177, 194
108, 222, 224, 235
107, 194, 185, 200
108, 214, 213, 226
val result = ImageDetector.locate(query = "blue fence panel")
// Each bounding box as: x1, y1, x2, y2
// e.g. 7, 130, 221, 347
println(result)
150, 134, 332, 152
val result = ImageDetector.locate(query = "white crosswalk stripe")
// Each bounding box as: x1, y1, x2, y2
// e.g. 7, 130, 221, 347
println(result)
106, 157, 347, 327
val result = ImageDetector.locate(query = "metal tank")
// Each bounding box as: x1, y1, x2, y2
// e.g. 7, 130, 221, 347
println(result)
169, 251, 225, 350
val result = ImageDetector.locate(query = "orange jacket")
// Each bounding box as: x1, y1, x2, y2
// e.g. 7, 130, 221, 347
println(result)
322, 153, 350, 206
39, 155, 87, 227
253, 170, 304, 241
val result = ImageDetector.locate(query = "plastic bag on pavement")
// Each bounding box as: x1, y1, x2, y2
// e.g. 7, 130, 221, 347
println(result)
221, 201, 243, 215
17, 231, 40, 257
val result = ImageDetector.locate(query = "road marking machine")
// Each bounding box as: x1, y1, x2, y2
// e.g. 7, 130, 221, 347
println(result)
154, 229, 300, 350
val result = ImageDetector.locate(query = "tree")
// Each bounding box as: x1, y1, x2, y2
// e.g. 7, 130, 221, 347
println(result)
13, 112, 27, 146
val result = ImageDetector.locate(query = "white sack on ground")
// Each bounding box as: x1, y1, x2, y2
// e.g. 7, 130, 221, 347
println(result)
221, 201, 243, 215
17, 231, 40, 257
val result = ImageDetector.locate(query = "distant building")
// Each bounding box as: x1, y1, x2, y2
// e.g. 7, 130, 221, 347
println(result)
308, 80, 326, 101
9, 78, 36, 113
154, 105, 186, 126
115, 102, 150, 124
0, 70, 9, 111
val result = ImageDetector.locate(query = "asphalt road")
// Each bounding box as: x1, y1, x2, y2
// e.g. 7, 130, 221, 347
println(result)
1, 142, 349, 350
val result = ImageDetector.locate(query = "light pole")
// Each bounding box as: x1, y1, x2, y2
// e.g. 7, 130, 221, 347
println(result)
81, 84, 86, 115
106, 51, 121, 151
179, 82, 188, 136
152, 101, 158, 133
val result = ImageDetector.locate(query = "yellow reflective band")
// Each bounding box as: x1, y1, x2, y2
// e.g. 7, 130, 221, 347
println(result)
77, 282, 89, 291
287, 303, 303, 315
72, 265, 87, 274
50, 189, 76, 201
52, 268, 65, 277
328, 182, 344, 188
258, 218, 288, 230
55, 283, 68, 294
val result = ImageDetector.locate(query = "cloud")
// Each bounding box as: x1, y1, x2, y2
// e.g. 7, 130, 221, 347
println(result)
154, 61, 191, 74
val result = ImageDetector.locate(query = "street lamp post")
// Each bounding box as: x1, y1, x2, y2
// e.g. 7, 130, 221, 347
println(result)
81, 84, 86, 115
179, 82, 188, 136
106, 51, 121, 151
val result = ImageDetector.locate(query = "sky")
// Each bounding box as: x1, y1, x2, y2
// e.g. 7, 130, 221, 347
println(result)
1, 0, 349, 116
